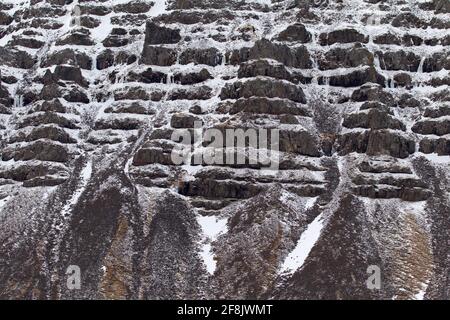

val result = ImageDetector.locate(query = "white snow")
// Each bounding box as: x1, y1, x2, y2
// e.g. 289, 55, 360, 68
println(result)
101, 265, 107, 275
124, 156, 133, 176
90, 12, 113, 43
196, 215, 228, 274
199, 243, 215, 275
60, 160, 93, 217
0, 196, 11, 212
247, 0, 271, 5
149, 0, 167, 17
197, 215, 228, 239
420, 152, 450, 164
279, 211, 325, 275
414, 283, 428, 300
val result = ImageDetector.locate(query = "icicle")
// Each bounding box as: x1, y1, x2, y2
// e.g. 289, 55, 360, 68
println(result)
323, 76, 330, 99
14, 95, 23, 108
417, 56, 426, 74
312, 55, 319, 70
311, 32, 317, 46
92, 55, 97, 71
374, 55, 381, 69
390, 76, 395, 89
221, 50, 226, 66
166, 72, 173, 85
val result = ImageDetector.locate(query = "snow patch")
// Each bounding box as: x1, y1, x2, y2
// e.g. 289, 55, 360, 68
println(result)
59, 160, 93, 218
196, 215, 228, 274
420, 152, 450, 164
0, 196, 11, 212
279, 211, 325, 275
149, 0, 167, 17
414, 282, 428, 300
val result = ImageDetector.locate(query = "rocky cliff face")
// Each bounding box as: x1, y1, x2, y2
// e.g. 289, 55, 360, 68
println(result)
0, 0, 449, 300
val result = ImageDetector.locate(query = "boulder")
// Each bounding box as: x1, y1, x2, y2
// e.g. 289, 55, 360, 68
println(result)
2, 140, 69, 162
167, 86, 212, 100
275, 23, 311, 43
0, 162, 68, 182
39, 83, 61, 101
127, 68, 167, 83
377, 50, 421, 71
359, 101, 391, 113
434, 0, 450, 13
351, 83, 395, 106
0, 85, 11, 107
79, 4, 112, 16
18, 112, 79, 129
226, 47, 251, 65
419, 138, 450, 155
132, 141, 177, 166
23, 175, 68, 187
79, 16, 101, 28
173, 68, 213, 85
179, 47, 223, 66
402, 34, 423, 46
54, 65, 88, 87
423, 105, 450, 118
171, 113, 201, 128
373, 33, 401, 45
10, 125, 76, 144
114, 0, 153, 13
102, 36, 129, 47
144, 21, 181, 45
31, 99, 66, 113
391, 12, 427, 28
423, 52, 450, 72
429, 17, 450, 29
220, 78, 307, 103
0, 12, 13, 25
10, 37, 45, 49
353, 185, 431, 201
0, 47, 36, 69
366, 130, 415, 158
56, 29, 95, 46
114, 86, 165, 101
279, 130, 321, 156
338, 130, 415, 158
412, 119, 450, 136
179, 179, 263, 199
30, 18, 64, 29
104, 102, 154, 115
154, 10, 235, 25
393, 73, 412, 89
141, 46, 177, 66
238, 59, 294, 82
116, 51, 137, 65
248, 39, 312, 68
319, 29, 368, 45
229, 97, 310, 116
63, 87, 90, 103
343, 109, 405, 130
96, 49, 115, 69
41, 49, 92, 70
94, 117, 144, 130
318, 45, 374, 70
319, 66, 385, 87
